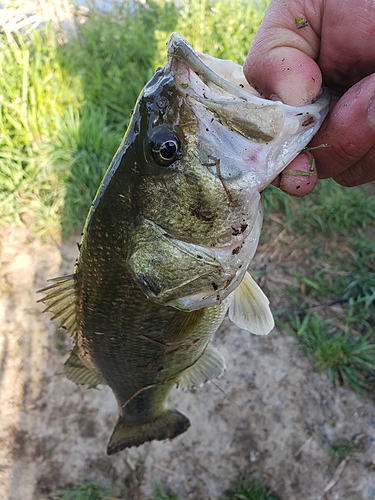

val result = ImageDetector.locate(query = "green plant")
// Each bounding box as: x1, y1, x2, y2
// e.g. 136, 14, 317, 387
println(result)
290, 313, 375, 392
151, 483, 181, 500
223, 474, 280, 500
264, 180, 375, 236
43, 480, 115, 500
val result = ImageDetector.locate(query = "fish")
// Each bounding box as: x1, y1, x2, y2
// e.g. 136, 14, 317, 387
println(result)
38, 33, 330, 455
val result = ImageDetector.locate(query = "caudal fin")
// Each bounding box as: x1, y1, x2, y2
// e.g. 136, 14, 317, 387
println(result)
107, 408, 190, 455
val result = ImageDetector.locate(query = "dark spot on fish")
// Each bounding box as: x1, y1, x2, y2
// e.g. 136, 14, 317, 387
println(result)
211, 117, 214, 123
296, 112, 303, 116
239, 83, 244, 88
156, 96, 169, 109
240, 223, 248, 232
76, 242, 81, 251
206, 128, 209, 132
189, 203, 216, 222
232, 246, 241, 255
212, 282, 218, 290
196, 255, 203, 259
137, 274, 161, 296
302, 116, 314, 127
296, 185, 301, 189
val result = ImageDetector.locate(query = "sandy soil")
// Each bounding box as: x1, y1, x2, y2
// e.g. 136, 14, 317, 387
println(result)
0, 225, 374, 500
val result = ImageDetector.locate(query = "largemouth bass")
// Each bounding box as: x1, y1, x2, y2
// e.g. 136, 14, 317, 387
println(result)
38, 33, 329, 454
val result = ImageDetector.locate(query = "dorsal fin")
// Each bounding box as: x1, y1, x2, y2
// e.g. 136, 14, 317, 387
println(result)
37, 274, 77, 338
228, 271, 274, 335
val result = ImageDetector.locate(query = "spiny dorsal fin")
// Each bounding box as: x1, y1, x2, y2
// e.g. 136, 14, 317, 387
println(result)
177, 343, 226, 390
37, 274, 77, 338
228, 271, 274, 335
64, 345, 103, 387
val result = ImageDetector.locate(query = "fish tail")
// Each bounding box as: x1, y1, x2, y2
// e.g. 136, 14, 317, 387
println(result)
107, 407, 190, 454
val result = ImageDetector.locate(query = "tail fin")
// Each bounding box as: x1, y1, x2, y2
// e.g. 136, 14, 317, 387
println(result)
107, 408, 190, 455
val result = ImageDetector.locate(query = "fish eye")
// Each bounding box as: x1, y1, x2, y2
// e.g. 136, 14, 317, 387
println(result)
151, 135, 182, 167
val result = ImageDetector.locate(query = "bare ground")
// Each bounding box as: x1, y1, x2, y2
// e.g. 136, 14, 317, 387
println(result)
0, 225, 374, 500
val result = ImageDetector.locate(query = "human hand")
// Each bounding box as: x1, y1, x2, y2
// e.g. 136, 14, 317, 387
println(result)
244, 0, 375, 196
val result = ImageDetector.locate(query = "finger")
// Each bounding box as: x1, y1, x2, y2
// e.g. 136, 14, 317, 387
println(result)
310, 74, 375, 182
271, 152, 318, 196
244, 0, 323, 105
333, 145, 375, 186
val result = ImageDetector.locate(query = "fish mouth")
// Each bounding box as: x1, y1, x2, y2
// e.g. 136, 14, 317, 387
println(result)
167, 33, 330, 145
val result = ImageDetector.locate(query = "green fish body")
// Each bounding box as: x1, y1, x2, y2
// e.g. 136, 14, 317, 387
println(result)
39, 34, 330, 454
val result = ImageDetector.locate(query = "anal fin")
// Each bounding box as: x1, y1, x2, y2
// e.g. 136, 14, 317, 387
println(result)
177, 343, 226, 390
107, 408, 190, 454
64, 345, 103, 387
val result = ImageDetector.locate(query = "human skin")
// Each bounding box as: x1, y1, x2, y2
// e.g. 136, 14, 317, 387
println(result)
244, 0, 375, 196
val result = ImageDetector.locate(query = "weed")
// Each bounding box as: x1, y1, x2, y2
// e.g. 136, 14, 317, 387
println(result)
42, 480, 115, 500
151, 483, 181, 500
264, 180, 375, 236
314, 433, 364, 463
223, 474, 280, 500
289, 313, 375, 392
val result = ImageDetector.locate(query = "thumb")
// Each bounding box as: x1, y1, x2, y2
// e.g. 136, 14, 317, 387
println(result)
244, 1, 322, 105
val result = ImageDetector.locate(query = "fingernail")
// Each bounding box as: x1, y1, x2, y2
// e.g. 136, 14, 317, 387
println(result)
367, 94, 375, 129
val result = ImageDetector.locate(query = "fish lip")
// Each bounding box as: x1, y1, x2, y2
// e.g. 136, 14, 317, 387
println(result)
167, 33, 330, 145
167, 32, 255, 101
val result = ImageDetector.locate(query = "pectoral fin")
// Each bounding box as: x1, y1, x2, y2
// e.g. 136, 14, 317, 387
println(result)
228, 271, 274, 335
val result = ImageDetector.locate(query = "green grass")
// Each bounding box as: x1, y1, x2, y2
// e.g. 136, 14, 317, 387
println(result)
223, 474, 280, 500
42, 480, 115, 499
1, 0, 266, 236
264, 180, 375, 236
44, 477, 279, 500
151, 483, 181, 500
263, 181, 375, 396
287, 313, 375, 393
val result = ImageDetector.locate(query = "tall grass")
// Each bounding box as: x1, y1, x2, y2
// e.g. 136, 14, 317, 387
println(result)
1, 0, 267, 236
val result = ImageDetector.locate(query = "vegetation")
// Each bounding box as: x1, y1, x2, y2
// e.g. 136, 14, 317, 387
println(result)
41, 479, 115, 499
3, 1, 375, 497
223, 474, 280, 500
262, 182, 375, 395
43, 475, 280, 500
0, 0, 267, 236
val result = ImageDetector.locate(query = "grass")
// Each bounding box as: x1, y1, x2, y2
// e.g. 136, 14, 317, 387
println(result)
223, 475, 280, 500
261, 180, 375, 396
41, 480, 115, 499
0, 0, 267, 236
44, 476, 279, 500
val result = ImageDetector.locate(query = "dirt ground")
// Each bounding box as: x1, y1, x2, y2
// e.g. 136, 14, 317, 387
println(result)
0, 224, 375, 500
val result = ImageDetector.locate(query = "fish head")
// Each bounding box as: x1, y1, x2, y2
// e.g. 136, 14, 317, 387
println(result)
122, 33, 330, 310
